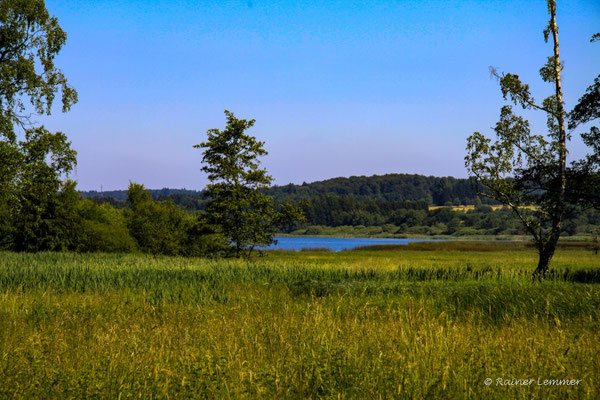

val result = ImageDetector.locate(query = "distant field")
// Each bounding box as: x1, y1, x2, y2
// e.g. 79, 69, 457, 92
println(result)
428, 204, 537, 212
1, 243, 599, 398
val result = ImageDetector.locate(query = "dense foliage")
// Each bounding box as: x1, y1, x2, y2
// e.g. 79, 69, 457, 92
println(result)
0, 179, 229, 256
267, 174, 486, 205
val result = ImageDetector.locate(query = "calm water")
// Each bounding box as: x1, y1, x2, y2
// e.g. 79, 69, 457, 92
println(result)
265, 236, 443, 252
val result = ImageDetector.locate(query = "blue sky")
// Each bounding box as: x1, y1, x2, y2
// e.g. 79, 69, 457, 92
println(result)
41, 0, 599, 191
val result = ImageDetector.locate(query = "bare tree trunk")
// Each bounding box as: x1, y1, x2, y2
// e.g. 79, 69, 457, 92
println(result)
531, 0, 567, 280
533, 242, 557, 281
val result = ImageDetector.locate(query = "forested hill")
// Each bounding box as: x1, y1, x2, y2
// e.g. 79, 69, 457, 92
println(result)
81, 188, 205, 210
79, 174, 600, 237
266, 174, 485, 205
81, 173, 484, 207
82, 188, 200, 202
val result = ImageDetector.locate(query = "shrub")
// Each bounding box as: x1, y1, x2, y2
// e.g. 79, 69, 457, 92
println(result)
76, 201, 137, 253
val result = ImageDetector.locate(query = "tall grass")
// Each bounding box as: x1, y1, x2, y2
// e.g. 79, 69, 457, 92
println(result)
0, 245, 599, 398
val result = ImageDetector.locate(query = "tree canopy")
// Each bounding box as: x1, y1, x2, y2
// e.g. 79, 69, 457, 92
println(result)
0, 0, 78, 251
0, 0, 77, 140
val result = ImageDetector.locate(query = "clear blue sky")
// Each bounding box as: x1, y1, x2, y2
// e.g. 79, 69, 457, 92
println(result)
41, 0, 599, 191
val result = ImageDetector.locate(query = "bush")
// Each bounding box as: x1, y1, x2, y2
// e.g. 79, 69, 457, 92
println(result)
125, 183, 227, 257
406, 225, 429, 235
76, 201, 137, 253
454, 227, 481, 236
181, 216, 228, 257
305, 226, 324, 235
382, 224, 398, 234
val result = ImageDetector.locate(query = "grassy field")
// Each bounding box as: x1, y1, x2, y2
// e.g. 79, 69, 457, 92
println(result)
1, 242, 599, 399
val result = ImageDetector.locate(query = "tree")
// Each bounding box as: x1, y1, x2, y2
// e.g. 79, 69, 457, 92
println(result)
0, 0, 78, 250
9, 127, 77, 251
195, 110, 302, 257
125, 182, 228, 256
75, 198, 138, 254
465, 0, 599, 279
125, 182, 189, 256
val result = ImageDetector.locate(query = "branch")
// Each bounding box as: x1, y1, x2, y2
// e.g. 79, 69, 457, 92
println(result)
474, 175, 541, 243
524, 98, 555, 116
490, 67, 557, 116
499, 193, 541, 244
513, 141, 545, 165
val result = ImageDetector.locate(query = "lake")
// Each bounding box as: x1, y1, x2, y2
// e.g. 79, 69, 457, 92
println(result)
265, 236, 443, 252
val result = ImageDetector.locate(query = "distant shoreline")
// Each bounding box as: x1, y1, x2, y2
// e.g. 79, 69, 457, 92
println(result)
275, 233, 594, 242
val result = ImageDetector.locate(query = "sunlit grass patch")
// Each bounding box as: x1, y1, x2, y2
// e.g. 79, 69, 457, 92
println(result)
0, 246, 599, 398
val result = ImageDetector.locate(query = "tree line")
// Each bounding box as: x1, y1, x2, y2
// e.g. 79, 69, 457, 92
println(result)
83, 173, 495, 208
80, 186, 600, 238
82, 172, 600, 238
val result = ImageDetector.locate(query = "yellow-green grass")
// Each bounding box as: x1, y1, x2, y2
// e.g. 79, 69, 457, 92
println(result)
1, 244, 599, 399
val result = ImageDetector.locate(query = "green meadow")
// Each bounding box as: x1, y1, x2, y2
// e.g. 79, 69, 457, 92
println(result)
1, 242, 599, 399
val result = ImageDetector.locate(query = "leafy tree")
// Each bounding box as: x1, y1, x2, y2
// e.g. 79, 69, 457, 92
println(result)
76, 199, 138, 253
9, 127, 77, 251
125, 182, 188, 256
274, 202, 306, 233
196, 110, 302, 257
180, 213, 228, 258
465, 0, 599, 279
52, 179, 84, 250
0, 0, 78, 250
124, 182, 227, 256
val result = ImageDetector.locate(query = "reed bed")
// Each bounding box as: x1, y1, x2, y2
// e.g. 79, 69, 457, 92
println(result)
0, 245, 598, 398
